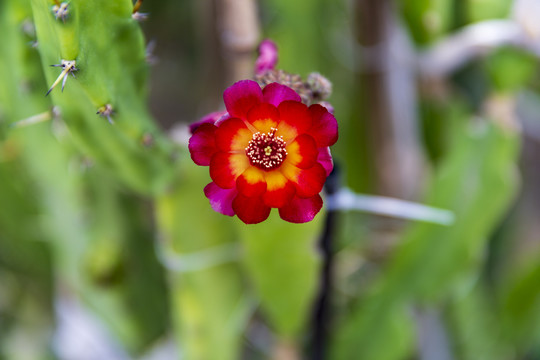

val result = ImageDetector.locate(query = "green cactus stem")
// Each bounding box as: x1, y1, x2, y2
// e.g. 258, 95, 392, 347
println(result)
31, 0, 179, 194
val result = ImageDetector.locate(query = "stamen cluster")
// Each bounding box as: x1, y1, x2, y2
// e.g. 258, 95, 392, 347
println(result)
245, 127, 287, 170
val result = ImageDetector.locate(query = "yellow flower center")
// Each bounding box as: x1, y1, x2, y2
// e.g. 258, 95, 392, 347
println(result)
245, 128, 287, 170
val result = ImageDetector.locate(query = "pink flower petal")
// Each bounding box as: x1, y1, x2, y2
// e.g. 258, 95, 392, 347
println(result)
278, 194, 323, 223
189, 110, 228, 134
215, 118, 253, 152
262, 83, 301, 107
214, 113, 232, 126
233, 193, 271, 224
281, 162, 327, 198
247, 103, 280, 133
318, 101, 334, 114
204, 182, 237, 216
263, 170, 296, 208
210, 152, 250, 189
276, 101, 312, 143
188, 123, 218, 166
237, 167, 267, 197
286, 134, 319, 169
255, 39, 278, 75
317, 147, 334, 176
307, 104, 338, 147
223, 80, 263, 119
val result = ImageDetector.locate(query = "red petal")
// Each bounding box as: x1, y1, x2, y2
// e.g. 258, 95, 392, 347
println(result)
307, 104, 338, 147
237, 167, 267, 197
262, 83, 301, 107
188, 123, 218, 166
223, 80, 263, 119
263, 170, 296, 208
215, 118, 253, 152
210, 152, 250, 189
317, 147, 334, 176
281, 162, 327, 198
286, 134, 318, 169
276, 101, 312, 142
204, 182, 237, 216
278, 194, 323, 223
247, 103, 280, 133
233, 193, 271, 224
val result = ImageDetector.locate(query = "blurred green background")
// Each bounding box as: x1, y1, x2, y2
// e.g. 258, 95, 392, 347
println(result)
2, 0, 540, 359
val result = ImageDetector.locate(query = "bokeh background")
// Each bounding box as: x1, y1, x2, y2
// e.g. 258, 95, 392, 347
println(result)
2, 0, 540, 359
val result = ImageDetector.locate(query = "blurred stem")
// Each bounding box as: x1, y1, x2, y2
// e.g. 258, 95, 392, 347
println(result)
414, 306, 454, 360
451, 0, 468, 30
272, 338, 300, 360
353, 0, 392, 195
353, 0, 424, 199
216, 0, 260, 83
196, 1, 225, 110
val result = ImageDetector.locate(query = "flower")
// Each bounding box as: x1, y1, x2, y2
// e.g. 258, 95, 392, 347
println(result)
255, 39, 278, 75
189, 80, 338, 224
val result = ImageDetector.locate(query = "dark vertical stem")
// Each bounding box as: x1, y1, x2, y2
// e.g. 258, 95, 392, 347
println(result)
352, 0, 424, 200
451, 0, 467, 30
311, 165, 340, 360
353, 0, 396, 197
197, 0, 225, 110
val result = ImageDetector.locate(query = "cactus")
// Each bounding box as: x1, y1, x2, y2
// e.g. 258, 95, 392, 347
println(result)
30, 0, 178, 194
0, 0, 169, 355
4, 1, 540, 360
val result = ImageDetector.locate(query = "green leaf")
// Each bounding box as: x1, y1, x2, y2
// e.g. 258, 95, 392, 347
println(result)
399, 0, 454, 45
501, 258, 540, 347
447, 285, 512, 360
467, 0, 512, 22
332, 117, 519, 359
485, 47, 538, 94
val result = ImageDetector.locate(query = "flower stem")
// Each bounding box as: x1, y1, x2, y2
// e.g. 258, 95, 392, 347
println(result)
310, 165, 341, 360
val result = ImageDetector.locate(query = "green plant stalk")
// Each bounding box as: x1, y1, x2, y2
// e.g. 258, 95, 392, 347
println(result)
0, 2, 58, 358
30, 0, 178, 194
1, 0, 169, 353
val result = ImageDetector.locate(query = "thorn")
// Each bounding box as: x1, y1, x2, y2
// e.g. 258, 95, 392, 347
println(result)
132, 12, 149, 22
61, 72, 68, 91
46, 59, 77, 96
145, 40, 158, 64
51, 2, 69, 22
11, 110, 53, 128
96, 104, 115, 124
132, 0, 148, 22
141, 133, 154, 147
133, 0, 143, 14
